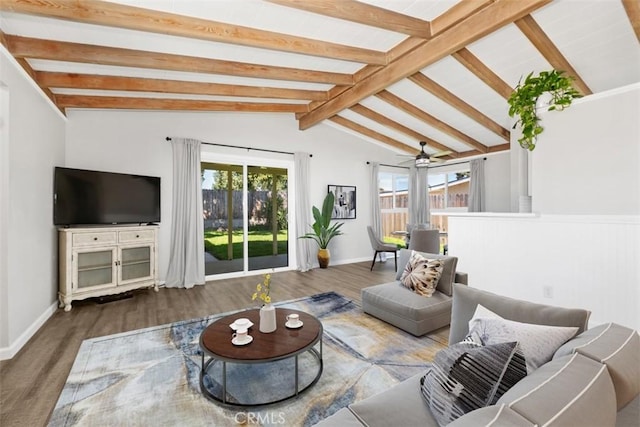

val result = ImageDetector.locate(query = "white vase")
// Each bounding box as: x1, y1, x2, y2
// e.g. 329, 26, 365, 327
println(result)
536, 92, 553, 111
259, 303, 277, 333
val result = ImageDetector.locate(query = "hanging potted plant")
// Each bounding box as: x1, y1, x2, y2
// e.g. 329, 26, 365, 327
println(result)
508, 70, 582, 151
299, 192, 344, 268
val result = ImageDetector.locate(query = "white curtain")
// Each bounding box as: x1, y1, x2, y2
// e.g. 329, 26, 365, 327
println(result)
469, 158, 486, 212
369, 162, 386, 260
165, 138, 205, 288
294, 152, 314, 272
408, 166, 418, 226
414, 167, 430, 226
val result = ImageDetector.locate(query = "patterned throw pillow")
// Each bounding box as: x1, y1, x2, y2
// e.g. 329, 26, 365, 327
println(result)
399, 251, 444, 297
420, 342, 527, 427
465, 304, 579, 373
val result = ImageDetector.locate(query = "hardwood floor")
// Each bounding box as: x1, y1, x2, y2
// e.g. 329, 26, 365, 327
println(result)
0, 261, 446, 427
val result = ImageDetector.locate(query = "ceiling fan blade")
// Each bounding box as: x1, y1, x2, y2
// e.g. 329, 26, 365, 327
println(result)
431, 150, 452, 158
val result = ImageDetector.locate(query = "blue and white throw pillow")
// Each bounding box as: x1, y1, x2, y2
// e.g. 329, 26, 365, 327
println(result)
420, 341, 527, 427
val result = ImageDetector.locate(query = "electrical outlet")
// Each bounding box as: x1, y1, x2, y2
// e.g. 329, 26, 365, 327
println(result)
543, 286, 554, 299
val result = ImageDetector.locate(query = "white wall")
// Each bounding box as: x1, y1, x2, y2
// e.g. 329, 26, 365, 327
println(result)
450, 214, 639, 329
0, 48, 66, 359
532, 84, 640, 215
449, 84, 640, 331
64, 110, 402, 278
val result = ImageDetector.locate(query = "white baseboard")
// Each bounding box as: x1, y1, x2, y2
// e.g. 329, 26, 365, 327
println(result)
0, 301, 58, 360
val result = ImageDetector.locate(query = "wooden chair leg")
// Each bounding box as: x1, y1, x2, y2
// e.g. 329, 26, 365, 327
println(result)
370, 251, 379, 271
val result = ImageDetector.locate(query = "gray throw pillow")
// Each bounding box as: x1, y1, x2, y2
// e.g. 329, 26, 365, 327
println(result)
465, 304, 579, 373
420, 341, 527, 427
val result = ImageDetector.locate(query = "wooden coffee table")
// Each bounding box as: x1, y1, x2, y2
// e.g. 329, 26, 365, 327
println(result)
199, 307, 323, 406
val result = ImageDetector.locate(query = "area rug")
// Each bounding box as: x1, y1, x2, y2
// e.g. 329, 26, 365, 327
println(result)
49, 292, 446, 427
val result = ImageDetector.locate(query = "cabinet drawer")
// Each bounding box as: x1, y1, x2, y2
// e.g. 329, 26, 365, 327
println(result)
119, 229, 155, 243
72, 232, 117, 246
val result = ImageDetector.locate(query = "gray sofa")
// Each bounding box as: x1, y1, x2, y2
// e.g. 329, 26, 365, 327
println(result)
317, 284, 640, 427
362, 249, 468, 336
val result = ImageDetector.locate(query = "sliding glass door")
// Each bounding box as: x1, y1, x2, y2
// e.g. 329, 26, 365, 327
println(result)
202, 160, 289, 276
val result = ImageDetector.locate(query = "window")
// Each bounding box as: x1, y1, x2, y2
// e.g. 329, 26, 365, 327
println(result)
378, 170, 409, 243
201, 159, 290, 277
428, 169, 470, 233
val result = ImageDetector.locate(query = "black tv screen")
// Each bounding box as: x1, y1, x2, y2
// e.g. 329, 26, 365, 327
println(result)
54, 167, 161, 226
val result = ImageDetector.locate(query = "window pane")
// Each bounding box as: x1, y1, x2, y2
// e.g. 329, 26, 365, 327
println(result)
379, 170, 409, 246
202, 163, 244, 275
429, 173, 446, 209
448, 172, 469, 208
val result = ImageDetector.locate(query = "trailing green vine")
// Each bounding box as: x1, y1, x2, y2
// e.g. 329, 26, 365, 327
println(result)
508, 70, 582, 151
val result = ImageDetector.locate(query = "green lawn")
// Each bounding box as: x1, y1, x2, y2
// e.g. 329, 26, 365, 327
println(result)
384, 236, 407, 248
204, 229, 288, 260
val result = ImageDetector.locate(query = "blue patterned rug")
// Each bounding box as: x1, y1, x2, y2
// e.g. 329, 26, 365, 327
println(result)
49, 292, 445, 426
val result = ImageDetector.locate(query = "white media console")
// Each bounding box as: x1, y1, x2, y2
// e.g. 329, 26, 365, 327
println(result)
58, 225, 159, 311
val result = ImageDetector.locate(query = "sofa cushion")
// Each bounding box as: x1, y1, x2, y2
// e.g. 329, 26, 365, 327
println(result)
312, 407, 367, 427
497, 354, 617, 427
449, 284, 591, 345
447, 405, 536, 427
399, 251, 444, 297
397, 249, 458, 296
348, 373, 440, 427
466, 304, 578, 372
361, 282, 453, 336
420, 341, 527, 427
554, 322, 640, 409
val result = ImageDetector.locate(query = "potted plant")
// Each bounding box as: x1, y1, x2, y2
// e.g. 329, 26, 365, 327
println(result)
508, 70, 582, 151
299, 192, 344, 268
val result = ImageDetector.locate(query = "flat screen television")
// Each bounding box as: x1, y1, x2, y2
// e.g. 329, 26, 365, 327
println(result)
54, 167, 161, 226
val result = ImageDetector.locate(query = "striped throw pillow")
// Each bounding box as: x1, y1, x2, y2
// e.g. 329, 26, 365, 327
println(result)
420, 341, 527, 427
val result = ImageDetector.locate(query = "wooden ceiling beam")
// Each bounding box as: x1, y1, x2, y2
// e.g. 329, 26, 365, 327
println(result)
430, 0, 497, 35
266, 0, 431, 39
55, 95, 308, 113
376, 90, 489, 153
349, 104, 458, 156
298, 0, 550, 129
452, 48, 513, 99
515, 15, 592, 95
408, 72, 510, 140
328, 115, 418, 153
0, 0, 386, 65
37, 72, 328, 101
457, 142, 511, 159
0, 31, 63, 114
622, 0, 640, 43
6, 35, 353, 86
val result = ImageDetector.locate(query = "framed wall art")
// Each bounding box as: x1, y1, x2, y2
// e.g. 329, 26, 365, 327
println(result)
328, 185, 356, 219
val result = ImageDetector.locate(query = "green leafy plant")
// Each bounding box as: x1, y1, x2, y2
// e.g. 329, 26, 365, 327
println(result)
508, 70, 582, 151
299, 192, 344, 249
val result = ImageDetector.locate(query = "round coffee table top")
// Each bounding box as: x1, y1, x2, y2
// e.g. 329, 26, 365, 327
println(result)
200, 308, 322, 362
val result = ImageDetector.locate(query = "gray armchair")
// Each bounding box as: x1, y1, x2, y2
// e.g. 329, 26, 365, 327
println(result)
408, 229, 440, 254
366, 226, 398, 271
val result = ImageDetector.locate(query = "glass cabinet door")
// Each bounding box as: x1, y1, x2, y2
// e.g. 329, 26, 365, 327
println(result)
73, 248, 117, 290
119, 245, 154, 284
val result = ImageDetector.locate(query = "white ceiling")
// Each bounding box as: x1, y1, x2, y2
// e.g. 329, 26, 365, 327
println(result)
1, 0, 639, 160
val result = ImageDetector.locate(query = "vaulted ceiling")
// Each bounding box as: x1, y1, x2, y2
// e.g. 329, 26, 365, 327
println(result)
1, 0, 639, 162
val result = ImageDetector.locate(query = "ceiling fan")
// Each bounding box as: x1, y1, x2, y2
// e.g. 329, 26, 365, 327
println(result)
398, 141, 450, 168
